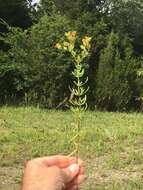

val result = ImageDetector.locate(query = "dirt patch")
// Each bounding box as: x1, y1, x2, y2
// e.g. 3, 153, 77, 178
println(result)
0, 166, 23, 189
85, 152, 143, 186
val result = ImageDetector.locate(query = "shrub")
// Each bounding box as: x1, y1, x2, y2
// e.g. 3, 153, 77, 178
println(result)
95, 32, 140, 111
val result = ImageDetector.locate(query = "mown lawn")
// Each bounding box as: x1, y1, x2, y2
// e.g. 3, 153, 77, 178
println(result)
0, 107, 143, 190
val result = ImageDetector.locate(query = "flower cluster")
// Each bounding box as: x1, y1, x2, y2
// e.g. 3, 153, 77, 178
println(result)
55, 31, 91, 56
65, 31, 77, 42
82, 36, 91, 49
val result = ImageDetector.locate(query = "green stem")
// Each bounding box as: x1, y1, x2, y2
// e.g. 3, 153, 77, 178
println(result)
76, 64, 81, 159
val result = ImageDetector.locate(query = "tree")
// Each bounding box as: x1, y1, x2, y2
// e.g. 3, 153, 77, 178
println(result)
0, 26, 30, 104
0, 13, 72, 107
40, 0, 108, 19
110, 0, 143, 55
0, 0, 32, 29
96, 32, 140, 111
37, 0, 55, 16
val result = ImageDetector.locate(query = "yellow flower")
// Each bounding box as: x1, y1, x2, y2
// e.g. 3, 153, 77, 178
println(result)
65, 31, 77, 41
63, 41, 69, 47
55, 43, 62, 49
82, 36, 91, 48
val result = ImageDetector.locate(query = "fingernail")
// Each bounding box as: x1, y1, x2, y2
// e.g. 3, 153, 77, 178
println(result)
69, 164, 79, 173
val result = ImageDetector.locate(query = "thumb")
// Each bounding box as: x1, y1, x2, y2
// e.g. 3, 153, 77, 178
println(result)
62, 164, 79, 184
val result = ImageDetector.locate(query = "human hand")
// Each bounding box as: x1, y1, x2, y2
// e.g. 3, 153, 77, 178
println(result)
21, 155, 85, 190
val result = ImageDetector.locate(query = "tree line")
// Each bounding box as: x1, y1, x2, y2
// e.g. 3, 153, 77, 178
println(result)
0, 0, 143, 111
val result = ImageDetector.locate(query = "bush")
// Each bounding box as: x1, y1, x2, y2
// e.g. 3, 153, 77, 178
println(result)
0, 14, 72, 107
95, 32, 140, 111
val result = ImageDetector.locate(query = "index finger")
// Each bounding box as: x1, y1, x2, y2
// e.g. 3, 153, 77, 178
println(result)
35, 155, 79, 168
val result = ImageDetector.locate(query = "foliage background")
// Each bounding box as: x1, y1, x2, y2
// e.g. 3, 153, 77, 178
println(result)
0, 0, 143, 111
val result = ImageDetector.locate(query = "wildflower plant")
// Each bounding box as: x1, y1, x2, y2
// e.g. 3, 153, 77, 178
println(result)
55, 31, 91, 158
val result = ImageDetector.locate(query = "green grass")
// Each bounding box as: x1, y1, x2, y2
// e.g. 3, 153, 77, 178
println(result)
0, 106, 143, 189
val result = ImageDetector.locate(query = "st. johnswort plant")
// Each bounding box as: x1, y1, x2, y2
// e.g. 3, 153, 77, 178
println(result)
55, 31, 91, 158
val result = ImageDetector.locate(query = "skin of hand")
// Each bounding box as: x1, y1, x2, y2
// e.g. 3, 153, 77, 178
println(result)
21, 155, 85, 190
